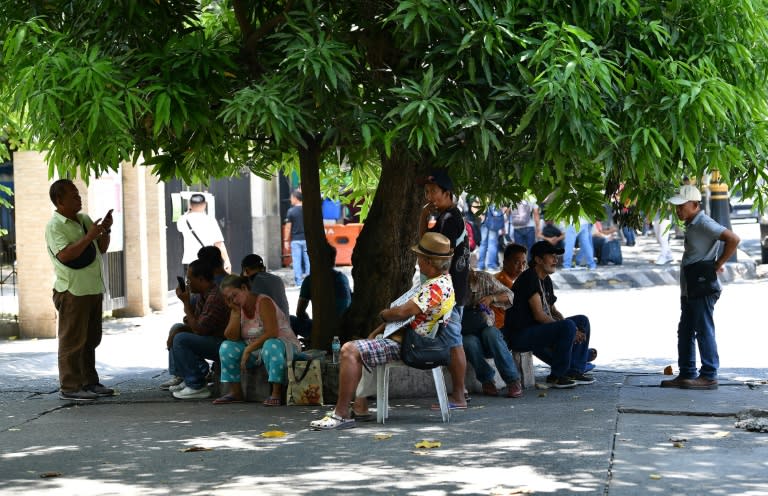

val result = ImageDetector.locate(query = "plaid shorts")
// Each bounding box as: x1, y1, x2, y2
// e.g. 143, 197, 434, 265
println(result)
352, 337, 401, 371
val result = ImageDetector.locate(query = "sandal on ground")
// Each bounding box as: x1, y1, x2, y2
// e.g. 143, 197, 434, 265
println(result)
351, 410, 374, 422
263, 397, 281, 406
310, 413, 356, 430
212, 394, 244, 405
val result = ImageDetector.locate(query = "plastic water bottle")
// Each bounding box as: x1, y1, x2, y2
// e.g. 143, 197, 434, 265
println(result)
331, 336, 341, 364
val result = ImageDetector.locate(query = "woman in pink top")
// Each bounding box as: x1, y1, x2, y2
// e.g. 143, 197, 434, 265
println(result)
215, 275, 300, 405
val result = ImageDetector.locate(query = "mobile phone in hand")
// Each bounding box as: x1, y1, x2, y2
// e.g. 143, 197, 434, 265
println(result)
177, 276, 186, 290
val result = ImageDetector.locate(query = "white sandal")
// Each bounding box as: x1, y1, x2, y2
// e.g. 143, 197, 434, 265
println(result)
310, 413, 356, 430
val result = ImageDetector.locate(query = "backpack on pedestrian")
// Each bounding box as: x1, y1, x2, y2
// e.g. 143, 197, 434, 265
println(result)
464, 219, 477, 251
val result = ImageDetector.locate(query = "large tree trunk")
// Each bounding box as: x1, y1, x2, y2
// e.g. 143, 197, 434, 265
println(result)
298, 138, 339, 352
342, 150, 423, 339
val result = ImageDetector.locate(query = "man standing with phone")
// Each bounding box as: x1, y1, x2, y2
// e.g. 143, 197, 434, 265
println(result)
45, 179, 114, 401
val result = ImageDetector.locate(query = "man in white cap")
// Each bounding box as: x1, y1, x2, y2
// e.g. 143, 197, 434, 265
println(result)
662, 184, 740, 390
176, 193, 231, 273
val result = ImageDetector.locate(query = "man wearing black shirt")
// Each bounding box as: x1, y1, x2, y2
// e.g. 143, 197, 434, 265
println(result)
504, 241, 594, 388
418, 169, 470, 408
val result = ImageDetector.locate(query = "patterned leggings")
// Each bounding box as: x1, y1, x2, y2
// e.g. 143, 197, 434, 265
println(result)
219, 338, 289, 384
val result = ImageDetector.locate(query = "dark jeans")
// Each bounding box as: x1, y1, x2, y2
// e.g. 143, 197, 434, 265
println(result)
170, 332, 223, 389
513, 226, 536, 253
678, 294, 720, 380
507, 315, 590, 377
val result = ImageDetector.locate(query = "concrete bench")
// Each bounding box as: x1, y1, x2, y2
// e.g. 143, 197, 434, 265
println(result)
215, 350, 535, 404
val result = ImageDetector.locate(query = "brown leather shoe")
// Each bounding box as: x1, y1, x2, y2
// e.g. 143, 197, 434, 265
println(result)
507, 381, 523, 398
660, 375, 691, 388
481, 382, 498, 396
680, 377, 718, 390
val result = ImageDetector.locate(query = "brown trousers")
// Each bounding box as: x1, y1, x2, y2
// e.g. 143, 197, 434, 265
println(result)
52, 290, 103, 392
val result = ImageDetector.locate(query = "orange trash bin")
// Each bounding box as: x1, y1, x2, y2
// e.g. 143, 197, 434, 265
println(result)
324, 223, 363, 266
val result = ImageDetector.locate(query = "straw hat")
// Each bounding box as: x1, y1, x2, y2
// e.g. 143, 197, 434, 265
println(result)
411, 232, 454, 259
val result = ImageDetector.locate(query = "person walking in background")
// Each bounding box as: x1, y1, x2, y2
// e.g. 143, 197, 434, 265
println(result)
46, 179, 115, 401
507, 198, 540, 253
418, 169, 470, 409
283, 190, 310, 286
477, 203, 505, 270
652, 212, 674, 265
661, 185, 740, 390
177, 193, 231, 273
563, 219, 596, 270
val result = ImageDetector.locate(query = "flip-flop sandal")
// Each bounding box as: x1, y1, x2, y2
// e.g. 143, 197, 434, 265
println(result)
263, 397, 281, 407
430, 402, 468, 411
310, 413, 356, 430
588, 348, 598, 362
212, 394, 244, 405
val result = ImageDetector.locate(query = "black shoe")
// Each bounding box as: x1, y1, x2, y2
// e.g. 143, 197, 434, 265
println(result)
546, 375, 577, 389
59, 389, 98, 401
568, 373, 595, 385
84, 383, 115, 397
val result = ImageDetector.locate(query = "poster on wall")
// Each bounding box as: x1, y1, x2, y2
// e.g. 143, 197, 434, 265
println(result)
89, 168, 124, 253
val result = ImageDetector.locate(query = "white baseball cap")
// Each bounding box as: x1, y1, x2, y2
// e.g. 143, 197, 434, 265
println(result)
668, 185, 702, 205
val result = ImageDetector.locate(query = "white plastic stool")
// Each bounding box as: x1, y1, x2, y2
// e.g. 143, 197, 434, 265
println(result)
376, 361, 451, 424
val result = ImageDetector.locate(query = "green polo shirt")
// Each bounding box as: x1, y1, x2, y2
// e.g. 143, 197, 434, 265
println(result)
45, 211, 104, 296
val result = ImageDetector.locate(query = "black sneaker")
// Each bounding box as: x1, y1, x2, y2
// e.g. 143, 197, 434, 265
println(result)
84, 383, 115, 397
546, 375, 577, 389
59, 389, 98, 402
568, 373, 595, 385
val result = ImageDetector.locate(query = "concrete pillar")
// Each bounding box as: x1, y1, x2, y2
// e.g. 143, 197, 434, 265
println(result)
14, 151, 57, 338
144, 168, 168, 311
114, 163, 150, 317
250, 174, 282, 270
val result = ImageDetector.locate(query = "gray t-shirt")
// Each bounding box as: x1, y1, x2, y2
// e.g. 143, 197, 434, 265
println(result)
249, 271, 290, 316
680, 210, 726, 296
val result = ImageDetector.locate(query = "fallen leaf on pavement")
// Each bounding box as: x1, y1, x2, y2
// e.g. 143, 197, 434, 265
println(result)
663, 365, 673, 375
260, 431, 286, 438
180, 446, 213, 452
537, 392, 547, 398
649, 474, 662, 480
672, 442, 685, 448
39, 472, 62, 478
414, 440, 441, 449
374, 433, 393, 441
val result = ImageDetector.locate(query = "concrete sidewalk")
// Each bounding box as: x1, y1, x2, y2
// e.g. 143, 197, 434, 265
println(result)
271, 223, 763, 292
0, 302, 766, 495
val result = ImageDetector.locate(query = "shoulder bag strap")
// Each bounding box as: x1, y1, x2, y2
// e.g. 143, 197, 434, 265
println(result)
185, 218, 206, 247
